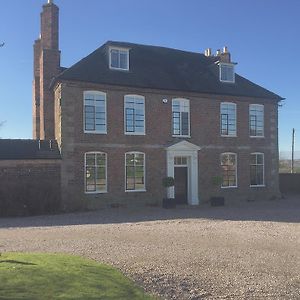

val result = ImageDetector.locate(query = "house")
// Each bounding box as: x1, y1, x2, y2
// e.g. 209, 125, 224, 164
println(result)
30, 0, 282, 211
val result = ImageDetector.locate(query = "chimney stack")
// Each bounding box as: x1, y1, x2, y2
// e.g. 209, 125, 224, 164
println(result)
219, 46, 231, 63
32, 0, 61, 140
204, 48, 212, 57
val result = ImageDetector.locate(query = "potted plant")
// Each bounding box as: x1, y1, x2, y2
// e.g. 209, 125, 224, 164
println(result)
210, 176, 225, 207
162, 176, 175, 209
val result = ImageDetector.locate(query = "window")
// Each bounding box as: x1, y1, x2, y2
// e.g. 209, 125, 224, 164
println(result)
125, 152, 145, 191
172, 98, 190, 136
124, 95, 145, 135
250, 153, 264, 186
109, 47, 129, 70
84, 91, 106, 134
85, 152, 107, 193
221, 153, 237, 188
174, 156, 187, 166
249, 104, 264, 137
219, 63, 235, 83
220, 102, 236, 136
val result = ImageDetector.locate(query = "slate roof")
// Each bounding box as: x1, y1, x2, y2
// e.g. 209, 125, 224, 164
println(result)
56, 41, 283, 101
0, 139, 61, 160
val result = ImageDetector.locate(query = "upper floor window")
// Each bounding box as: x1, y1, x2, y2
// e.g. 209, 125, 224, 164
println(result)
85, 152, 107, 193
219, 63, 235, 83
250, 153, 264, 186
249, 104, 264, 137
125, 152, 145, 191
84, 91, 106, 134
221, 153, 237, 188
124, 95, 145, 135
109, 47, 129, 70
172, 98, 190, 137
220, 102, 236, 136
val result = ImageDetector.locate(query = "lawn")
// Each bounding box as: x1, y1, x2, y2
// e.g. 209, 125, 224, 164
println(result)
0, 252, 155, 300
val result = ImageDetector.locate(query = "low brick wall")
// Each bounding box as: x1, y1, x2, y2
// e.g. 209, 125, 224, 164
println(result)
0, 160, 61, 217
279, 173, 300, 194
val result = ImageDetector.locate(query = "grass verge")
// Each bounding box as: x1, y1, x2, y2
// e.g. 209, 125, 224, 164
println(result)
0, 252, 155, 300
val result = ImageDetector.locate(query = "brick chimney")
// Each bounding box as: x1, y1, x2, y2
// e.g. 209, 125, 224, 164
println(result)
219, 46, 231, 63
33, 0, 61, 140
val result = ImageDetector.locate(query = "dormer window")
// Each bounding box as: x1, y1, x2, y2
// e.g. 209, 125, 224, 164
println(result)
109, 47, 129, 71
219, 63, 235, 83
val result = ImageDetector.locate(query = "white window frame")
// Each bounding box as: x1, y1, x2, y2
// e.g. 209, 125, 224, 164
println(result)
83, 91, 107, 134
250, 152, 265, 187
125, 152, 146, 192
220, 152, 238, 188
84, 152, 107, 194
219, 63, 235, 83
124, 95, 146, 135
220, 102, 237, 137
172, 98, 191, 138
249, 104, 264, 138
109, 47, 129, 71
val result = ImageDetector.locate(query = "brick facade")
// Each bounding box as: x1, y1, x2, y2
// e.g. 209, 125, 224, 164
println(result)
54, 81, 280, 211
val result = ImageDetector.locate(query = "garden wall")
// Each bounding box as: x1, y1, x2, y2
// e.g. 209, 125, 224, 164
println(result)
279, 173, 300, 194
0, 159, 61, 217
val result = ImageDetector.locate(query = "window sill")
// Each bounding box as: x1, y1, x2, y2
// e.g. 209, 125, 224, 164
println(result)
85, 191, 108, 194
250, 185, 265, 188
250, 136, 265, 138
221, 186, 238, 189
84, 131, 107, 135
109, 66, 129, 71
125, 189, 146, 193
172, 135, 191, 138
221, 135, 237, 138
125, 132, 146, 136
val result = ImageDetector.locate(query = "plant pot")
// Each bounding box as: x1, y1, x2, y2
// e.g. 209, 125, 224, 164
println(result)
162, 198, 176, 209
210, 196, 225, 207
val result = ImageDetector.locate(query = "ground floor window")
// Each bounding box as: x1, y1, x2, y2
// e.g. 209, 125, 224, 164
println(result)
221, 153, 237, 187
250, 153, 264, 186
85, 152, 107, 193
125, 152, 145, 191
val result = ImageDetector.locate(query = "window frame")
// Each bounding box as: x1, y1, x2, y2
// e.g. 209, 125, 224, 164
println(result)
124, 95, 146, 135
220, 102, 237, 137
219, 63, 235, 83
109, 47, 129, 71
220, 152, 238, 188
172, 98, 191, 138
84, 151, 108, 194
249, 104, 264, 138
125, 151, 146, 192
83, 90, 107, 134
250, 152, 265, 187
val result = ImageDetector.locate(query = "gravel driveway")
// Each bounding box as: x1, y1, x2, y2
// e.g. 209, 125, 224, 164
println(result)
0, 196, 299, 299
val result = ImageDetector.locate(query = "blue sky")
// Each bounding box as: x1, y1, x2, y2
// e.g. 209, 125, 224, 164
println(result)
0, 0, 299, 157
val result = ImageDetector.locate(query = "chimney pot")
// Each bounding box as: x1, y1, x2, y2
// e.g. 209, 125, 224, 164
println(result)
223, 46, 228, 53
204, 48, 212, 57
216, 49, 221, 56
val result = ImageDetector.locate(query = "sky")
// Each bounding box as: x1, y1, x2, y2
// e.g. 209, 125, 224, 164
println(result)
0, 0, 299, 158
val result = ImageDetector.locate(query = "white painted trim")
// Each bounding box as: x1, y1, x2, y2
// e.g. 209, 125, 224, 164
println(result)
219, 63, 235, 83
83, 90, 107, 134
124, 95, 146, 135
166, 141, 200, 205
125, 151, 146, 192
250, 152, 265, 187
220, 152, 238, 188
220, 102, 237, 137
109, 46, 130, 71
172, 98, 191, 137
249, 104, 264, 137
84, 151, 108, 194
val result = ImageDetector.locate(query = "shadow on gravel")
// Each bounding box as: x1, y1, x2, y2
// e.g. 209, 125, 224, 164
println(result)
0, 195, 299, 228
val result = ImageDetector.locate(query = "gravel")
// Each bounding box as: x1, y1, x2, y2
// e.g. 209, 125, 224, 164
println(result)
0, 196, 299, 299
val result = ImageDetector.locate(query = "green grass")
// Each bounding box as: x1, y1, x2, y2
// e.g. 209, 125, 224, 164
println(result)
0, 252, 155, 300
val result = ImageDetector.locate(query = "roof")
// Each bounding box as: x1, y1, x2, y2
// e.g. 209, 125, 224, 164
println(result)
0, 139, 61, 160
56, 41, 283, 101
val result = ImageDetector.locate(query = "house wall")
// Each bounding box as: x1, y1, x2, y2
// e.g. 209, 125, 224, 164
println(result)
0, 159, 61, 216
56, 81, 280, 211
